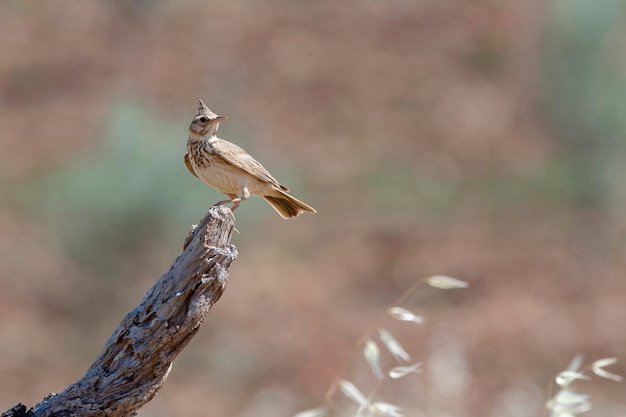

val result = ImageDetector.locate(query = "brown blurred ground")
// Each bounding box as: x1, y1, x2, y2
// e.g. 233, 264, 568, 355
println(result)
1, 1, 626, 416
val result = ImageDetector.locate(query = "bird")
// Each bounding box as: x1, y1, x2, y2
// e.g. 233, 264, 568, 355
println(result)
184, 99, 317, 219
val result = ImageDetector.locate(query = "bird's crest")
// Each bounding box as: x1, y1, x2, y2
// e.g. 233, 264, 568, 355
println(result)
196, 97, 218, 119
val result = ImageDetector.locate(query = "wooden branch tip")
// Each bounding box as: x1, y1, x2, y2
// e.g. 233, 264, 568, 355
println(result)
15, 206, 238, 417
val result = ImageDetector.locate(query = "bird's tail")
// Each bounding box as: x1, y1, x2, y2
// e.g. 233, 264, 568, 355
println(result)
264, 191, 317, 219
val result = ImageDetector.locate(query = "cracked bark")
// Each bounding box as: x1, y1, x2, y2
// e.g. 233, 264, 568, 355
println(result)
2, 206, 237, 417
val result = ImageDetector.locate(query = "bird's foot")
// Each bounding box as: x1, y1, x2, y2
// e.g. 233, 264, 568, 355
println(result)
214, 197, 241, 209
212, 200, 237, 222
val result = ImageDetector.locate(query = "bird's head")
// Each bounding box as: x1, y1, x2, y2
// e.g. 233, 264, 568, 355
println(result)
189, 98, 228, 139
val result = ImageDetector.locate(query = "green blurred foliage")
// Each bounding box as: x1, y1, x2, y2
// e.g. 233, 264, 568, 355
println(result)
542, 0, 626, 205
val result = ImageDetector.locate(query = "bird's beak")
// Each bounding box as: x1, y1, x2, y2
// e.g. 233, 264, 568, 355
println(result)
216, 115, 228, 121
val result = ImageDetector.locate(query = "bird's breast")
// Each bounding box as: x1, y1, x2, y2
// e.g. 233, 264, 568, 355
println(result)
187, 140, 274, 196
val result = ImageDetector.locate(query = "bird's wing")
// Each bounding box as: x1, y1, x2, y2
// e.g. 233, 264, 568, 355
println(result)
184, 153, 199, 178
213, 138, 289, 191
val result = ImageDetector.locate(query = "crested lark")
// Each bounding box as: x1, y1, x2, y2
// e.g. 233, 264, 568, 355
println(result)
184, 99, 317, 219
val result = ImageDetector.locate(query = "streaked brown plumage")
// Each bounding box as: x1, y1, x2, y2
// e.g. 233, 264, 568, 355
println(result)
184, 99, 316, 219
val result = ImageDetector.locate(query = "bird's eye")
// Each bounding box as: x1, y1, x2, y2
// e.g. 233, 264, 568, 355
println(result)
198, 117, 207, 123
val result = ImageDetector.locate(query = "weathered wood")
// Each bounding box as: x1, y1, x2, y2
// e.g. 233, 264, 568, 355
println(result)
8, 206, 237, 417
1, 404, 28, 417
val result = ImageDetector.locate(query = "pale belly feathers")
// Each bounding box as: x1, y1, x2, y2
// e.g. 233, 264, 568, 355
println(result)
191, 151, 277, 197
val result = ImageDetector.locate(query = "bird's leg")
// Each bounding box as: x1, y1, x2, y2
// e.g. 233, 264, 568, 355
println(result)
230, 199, 241, 211
214, 193, 238, 209
214, 187, 251, 212
228, 186, 251, 211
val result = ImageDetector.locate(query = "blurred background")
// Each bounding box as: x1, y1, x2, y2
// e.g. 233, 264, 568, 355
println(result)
1, 0, 626, 416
